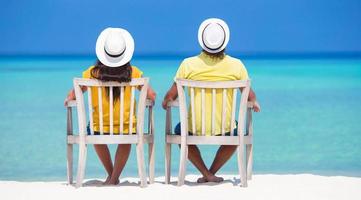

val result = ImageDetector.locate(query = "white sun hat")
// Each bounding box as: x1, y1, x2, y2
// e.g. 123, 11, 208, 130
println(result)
95, 27, 135, 67
198, 18, 230, 53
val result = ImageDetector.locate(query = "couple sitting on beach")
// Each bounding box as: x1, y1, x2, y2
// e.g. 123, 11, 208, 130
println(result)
64, 18, 261, 185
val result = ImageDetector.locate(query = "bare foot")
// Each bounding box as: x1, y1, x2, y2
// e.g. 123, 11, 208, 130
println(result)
197, 177, 207, 183
197, 175, 224, 183
108, 179, 120, 185
103, 176, 111, 185
206, 175, 224, 183
103, 176, 119, 185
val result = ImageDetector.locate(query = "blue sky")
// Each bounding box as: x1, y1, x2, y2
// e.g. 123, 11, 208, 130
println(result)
0, 0, 360, 56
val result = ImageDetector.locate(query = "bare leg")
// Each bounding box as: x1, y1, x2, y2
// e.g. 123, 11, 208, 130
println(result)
186, 145, 223, 183
94, 144, 113, 182
198, 145, 237, 183
107, 144, 132, 185
210, 145, 238, 174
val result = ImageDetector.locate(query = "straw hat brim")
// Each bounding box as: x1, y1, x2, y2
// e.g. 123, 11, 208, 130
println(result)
95, 28, 134, 67
198, 18, 230, 53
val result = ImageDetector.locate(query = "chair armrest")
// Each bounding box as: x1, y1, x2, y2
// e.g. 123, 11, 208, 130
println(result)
146, 99, 155, 107
246, 102, 254, 136
66, 100, 77, 108
66, 101, 75, 136
146, 99, 155, 135
167, 99, 179, 107
165, 100, 179, 135
247, 101, 254, 109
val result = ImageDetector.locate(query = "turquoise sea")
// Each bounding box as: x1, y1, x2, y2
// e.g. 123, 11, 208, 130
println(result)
0, 56, 361, 181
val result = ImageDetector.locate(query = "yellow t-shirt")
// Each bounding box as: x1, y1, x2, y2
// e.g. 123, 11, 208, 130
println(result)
174, 52, 249, 136
83, 66, 143, 134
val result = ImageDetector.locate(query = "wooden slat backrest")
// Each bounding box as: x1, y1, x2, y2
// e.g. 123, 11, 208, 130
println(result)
211, 89, 216, 135
109, 87, 113, 135
230, 89, 237, 136
201, 88, 206, 136
73, 78, 149, 136
175, 78, 250, 136
221, 89, 227, 136
190, 88, 196, 135
98, 86, 103, 134
129, 87, 135, 135
87, 88, 94, 135
119, 87, 124, 134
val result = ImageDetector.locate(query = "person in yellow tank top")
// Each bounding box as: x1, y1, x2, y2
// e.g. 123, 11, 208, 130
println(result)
81, 64, 143, 134
64, 28, 156, 185
162, 18, 260, 184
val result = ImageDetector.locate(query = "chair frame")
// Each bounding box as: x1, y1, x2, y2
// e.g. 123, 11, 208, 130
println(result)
66, 77, 155, 188
165, 79, 254, 187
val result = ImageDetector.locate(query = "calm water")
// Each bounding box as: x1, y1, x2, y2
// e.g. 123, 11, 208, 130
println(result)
0, 56, 361, 181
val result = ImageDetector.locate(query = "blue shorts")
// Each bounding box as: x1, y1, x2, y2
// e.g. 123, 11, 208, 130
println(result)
87, 124, 135, 135
87, 125, 109, 135
174, 122, 238, 136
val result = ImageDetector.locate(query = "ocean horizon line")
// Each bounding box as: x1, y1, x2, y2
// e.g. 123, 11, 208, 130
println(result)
1, 51, 361, 60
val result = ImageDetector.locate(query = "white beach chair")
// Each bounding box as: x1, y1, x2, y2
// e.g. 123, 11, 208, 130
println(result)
66, 78, 155, 188
165, 79, 254, 187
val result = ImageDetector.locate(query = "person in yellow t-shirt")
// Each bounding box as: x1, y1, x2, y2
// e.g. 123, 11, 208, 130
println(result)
162, 18, 260, 183
64, 28, 156, 185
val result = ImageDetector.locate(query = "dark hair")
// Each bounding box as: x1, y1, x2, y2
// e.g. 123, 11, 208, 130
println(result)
202, 49, 226, 59
91, 60, 132, 101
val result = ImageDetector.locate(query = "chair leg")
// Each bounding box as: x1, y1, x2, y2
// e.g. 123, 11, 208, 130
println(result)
148, 142, 155, 184
67, 144, 73, 184
237, 145, 248, 187
75, 143, 87, 188
136, 143, 148, 188
177, 144, 188, 186
246, 144, 253, 180
165, 143, 171, 184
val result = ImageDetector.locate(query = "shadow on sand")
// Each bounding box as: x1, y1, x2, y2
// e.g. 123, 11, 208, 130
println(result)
63, 176, 243, 187
163, 176, 242, 187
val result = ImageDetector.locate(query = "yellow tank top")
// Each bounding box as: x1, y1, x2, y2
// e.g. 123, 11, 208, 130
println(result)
82, 65, 143, 134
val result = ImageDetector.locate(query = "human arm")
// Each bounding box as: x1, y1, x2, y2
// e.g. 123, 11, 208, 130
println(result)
147, 85, 156, 103
64, 86, 87, 106
248, 88, 261, 112
161, 59, 187, 109
162, 83, 178, 109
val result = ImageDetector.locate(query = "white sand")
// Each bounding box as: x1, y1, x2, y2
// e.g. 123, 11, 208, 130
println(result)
1, 174, 361, 200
